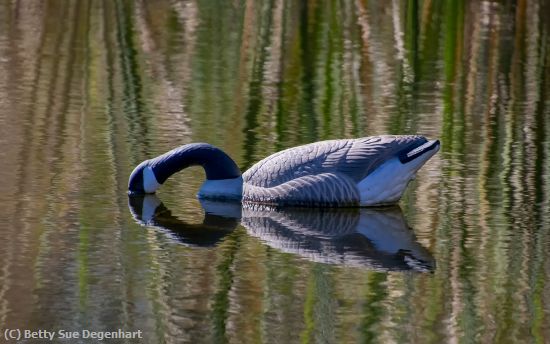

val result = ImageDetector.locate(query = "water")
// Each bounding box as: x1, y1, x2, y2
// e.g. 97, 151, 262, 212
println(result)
0, 0, 549, 343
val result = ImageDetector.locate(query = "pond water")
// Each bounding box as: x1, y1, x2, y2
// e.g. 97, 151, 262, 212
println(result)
0, 1, 549, 343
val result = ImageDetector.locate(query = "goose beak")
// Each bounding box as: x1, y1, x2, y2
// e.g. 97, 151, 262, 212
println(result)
398, 139, 440, 164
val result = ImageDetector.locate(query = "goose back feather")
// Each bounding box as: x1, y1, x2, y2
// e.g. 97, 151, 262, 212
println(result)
242, 135, 427, 206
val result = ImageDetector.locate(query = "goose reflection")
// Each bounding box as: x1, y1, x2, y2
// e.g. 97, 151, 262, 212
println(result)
128, 195, 435, 272
128, 195, 240, 247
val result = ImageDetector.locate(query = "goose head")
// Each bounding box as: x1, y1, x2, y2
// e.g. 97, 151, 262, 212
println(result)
358, 139, 440, 206
128, 143, 242, 198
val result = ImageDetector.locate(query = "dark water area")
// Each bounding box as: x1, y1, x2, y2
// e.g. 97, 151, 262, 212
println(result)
0, 0, 549, 343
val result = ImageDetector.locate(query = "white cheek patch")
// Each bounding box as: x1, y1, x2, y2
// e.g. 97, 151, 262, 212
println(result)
143, 166, 161, 193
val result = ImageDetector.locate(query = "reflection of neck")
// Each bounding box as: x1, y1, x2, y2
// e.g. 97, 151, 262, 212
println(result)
128, 194, 241, 247
149, 143, 241, 184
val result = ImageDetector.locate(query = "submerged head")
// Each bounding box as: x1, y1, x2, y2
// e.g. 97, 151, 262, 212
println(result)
128, 160, 161, 194
359, 139, 440, 206
128, 143, 241, 195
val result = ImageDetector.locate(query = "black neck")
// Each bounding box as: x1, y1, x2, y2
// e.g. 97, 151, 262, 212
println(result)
149, 143, 241, 184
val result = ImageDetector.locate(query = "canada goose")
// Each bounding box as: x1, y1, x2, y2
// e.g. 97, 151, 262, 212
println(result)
128, 135, 440, 207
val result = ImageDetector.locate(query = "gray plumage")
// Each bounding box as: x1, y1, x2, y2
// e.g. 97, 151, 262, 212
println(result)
242, 135, 427, 206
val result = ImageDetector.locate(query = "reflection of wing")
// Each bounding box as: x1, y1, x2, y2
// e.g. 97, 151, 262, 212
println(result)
241, 205, 435, 272
128, 195, 240, 247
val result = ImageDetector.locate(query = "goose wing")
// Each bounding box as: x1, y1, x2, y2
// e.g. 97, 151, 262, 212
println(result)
243, 172, 360, 206
243, 135, 427, 187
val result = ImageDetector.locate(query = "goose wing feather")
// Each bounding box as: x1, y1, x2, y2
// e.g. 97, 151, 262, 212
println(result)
243, 135, 426, 187
243, 172, 360, 206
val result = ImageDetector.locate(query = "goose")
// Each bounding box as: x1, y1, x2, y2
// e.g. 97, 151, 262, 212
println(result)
128, 135, 440, 207
128, 194, 435, 271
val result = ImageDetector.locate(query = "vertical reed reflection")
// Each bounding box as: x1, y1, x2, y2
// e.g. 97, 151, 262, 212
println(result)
0, 0, 548, 342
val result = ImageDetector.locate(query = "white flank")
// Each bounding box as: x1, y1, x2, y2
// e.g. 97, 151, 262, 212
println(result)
198, 176, 243, 200
358, 158, 413, 206
143, 166, 161, 193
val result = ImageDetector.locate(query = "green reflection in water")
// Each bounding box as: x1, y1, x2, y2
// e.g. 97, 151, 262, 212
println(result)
115, 0, 149, 155
212, 230, 244, 344
241, 0, 275, 168
301, 264, 335, 344
361, 272, 387, 344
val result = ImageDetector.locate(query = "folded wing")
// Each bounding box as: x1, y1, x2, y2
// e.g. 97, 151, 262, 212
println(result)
243, 135, 427, 187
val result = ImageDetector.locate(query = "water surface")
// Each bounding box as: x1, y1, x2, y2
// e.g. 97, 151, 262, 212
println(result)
0, 0, 549, 343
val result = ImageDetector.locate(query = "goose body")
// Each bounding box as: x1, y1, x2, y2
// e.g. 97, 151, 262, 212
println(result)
128, 135, 440, 207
